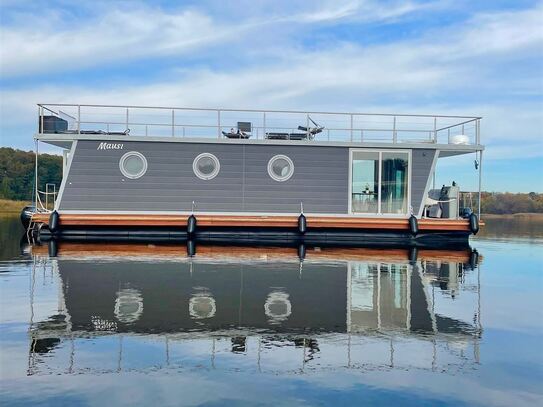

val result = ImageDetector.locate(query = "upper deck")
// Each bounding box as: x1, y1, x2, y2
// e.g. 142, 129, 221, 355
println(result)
36, 103, 483, 153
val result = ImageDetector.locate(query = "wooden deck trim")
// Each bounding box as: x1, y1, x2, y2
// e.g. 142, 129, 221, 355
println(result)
31, 213, 472, 232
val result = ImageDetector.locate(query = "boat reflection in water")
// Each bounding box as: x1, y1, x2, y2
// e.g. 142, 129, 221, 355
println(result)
27, 243, 482, 375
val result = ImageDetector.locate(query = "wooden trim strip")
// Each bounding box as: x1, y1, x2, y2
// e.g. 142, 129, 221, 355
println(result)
31, 213, 472, 232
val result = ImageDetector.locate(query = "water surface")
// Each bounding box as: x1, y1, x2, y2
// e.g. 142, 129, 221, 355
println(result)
0, 215, 542, 406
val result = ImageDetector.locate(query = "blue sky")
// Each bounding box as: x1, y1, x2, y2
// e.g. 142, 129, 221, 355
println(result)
0, 0, 541, 192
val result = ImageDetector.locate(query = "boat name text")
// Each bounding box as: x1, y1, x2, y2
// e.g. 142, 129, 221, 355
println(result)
97, 142, 124, 150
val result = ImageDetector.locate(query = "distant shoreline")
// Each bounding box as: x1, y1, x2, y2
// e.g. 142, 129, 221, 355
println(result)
0, 199, 30, 213
481, 213, 543, 220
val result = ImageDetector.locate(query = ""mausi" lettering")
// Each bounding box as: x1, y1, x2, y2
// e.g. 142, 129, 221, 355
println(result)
97, 142, 124, 150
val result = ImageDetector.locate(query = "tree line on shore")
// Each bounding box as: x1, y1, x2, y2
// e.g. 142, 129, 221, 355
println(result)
1, 147, 541, 214
480, 192, 543, 214
0, 147, 62, 201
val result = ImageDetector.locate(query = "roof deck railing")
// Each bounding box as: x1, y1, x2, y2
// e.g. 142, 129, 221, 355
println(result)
37, 103, 482, 146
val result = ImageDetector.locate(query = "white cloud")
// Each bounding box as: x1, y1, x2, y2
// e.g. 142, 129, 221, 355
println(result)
452, 5, 543, 57
296, 1, 360, 22
292, 0, 439, 24
0, 1, 541, 168
0, 8, 248, 77
0, 1, 431, 78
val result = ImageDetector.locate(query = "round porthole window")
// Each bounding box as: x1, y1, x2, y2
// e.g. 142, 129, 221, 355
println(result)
119, 151, 147, 179
193, 153, 220, 180
267, 155, 294, 182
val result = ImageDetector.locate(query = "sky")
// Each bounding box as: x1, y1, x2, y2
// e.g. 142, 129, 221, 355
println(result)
0, 0, 542, 192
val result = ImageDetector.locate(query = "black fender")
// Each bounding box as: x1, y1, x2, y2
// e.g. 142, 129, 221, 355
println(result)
408, 246, 418, 264
187, 239, 196, 257
469, 213, 479, 235
468, 249, 479, 270
408, 215, 419, 236
49, 211, 60, 233
298, 243, 306, 260
298, 214, 307, 234
187, 215, 197, 235
48, 239, 58, 258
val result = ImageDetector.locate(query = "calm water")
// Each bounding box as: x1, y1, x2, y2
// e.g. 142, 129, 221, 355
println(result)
1, 215, 542, 406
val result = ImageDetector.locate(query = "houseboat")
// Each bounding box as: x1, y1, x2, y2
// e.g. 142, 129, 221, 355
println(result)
27, 104, 484, 247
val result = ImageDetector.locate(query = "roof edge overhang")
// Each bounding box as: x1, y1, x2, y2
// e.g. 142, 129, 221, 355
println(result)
35, 133, 484, 154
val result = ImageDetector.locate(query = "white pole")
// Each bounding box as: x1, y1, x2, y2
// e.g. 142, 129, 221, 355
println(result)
263, 112, 266, 141
350, 114, 354, 142
35, 139, 38, 210
171, 109, 175, 137
217, 110, 221, 138
478, 150, 483, 218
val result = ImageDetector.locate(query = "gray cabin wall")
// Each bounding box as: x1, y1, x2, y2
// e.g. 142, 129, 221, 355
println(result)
243, 145, 348, 213
59, 140, 435, 216
410, 149, 437, 216
59, 140, 350, 213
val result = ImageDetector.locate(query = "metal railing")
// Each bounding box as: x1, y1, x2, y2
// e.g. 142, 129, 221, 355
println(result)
459, 191, 481, 215
37, 103, 482, 145
36, 183, 57, 212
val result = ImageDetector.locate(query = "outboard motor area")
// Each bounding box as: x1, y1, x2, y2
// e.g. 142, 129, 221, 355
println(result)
423, 184, 481, 235
424, 184, 460, 219
20, 205, 36, 228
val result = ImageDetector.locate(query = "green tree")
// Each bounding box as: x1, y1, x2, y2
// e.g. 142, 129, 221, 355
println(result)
0, 147, 62, 201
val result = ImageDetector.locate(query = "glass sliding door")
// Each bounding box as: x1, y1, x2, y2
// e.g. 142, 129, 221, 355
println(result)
352, 152, 379, 213
381, 152, 409, 214
351, 150, 409, 215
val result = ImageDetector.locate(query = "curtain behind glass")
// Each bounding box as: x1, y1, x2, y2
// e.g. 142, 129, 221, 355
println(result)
381, 153, 408, 214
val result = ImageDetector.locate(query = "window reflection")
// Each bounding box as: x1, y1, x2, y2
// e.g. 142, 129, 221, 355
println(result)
264, 289, 292, 325
114, 288, 143, 324
351, 263, 374, 311
350, 263, 410, 331
189, 288, 216, 320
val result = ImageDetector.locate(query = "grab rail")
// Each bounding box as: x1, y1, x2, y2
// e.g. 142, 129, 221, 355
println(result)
36, 183, 57, 212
